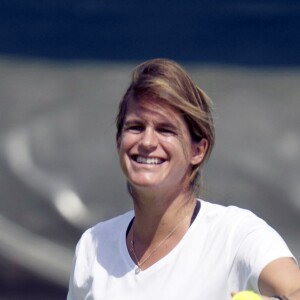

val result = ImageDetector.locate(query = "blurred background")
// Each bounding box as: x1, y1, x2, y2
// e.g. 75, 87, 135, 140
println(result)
0, 1, 300, 299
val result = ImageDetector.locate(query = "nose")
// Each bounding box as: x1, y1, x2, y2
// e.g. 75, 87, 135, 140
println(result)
140, 127, 158, 150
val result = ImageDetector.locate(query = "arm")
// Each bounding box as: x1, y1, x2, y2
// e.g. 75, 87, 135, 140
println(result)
259, 257, 300, 300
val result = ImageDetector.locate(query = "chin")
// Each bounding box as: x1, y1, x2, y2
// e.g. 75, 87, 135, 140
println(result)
129, 178, 162, 190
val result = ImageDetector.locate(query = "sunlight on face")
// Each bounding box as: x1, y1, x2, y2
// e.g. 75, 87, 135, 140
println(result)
117, 97, 203, 193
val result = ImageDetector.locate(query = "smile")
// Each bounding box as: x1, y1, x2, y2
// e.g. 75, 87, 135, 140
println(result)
132, 155, 165, 165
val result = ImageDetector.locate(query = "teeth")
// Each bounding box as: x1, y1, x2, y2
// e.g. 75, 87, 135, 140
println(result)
136, 156, 163, 165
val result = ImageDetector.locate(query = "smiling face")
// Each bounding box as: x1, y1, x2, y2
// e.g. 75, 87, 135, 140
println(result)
117, 97, 207, 194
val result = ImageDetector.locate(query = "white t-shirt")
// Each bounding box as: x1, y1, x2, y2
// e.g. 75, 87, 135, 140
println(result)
67, 200, 295, 300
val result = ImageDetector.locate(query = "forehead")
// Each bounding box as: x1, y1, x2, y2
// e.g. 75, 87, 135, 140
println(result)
125, 97, 184, 124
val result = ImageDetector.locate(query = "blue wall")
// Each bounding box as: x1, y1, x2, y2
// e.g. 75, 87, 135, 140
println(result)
1, 1, 300, 65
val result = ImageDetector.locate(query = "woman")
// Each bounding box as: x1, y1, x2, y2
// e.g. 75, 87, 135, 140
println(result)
67, 58, 300, 299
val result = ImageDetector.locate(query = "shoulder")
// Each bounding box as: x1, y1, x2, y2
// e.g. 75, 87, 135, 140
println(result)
198, 200, 277, 243
199, 200, 293, 255
90, 210, 134, 236
200, 200, 265, 227
76, 210, 134, 254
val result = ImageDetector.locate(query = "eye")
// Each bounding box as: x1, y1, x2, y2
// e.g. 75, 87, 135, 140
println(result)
157, 127, 176, 136
126, 125, 144, 133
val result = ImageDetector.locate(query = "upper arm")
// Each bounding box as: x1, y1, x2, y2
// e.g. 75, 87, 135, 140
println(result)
259, 257, 300, 297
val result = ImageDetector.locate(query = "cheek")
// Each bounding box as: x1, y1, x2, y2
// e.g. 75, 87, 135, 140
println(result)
118, 144, 130, 175
118, 133, 133, 151
117, 134, 137, 165
173, 135, 193, 161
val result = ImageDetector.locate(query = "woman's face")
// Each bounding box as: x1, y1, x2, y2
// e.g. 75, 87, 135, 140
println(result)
117, 97, 207, 193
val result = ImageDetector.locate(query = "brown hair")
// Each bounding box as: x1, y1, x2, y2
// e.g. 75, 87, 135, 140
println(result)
116, 58, 215, 192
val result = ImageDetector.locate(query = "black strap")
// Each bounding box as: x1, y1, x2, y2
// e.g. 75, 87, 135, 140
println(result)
126, 200, 201, 237
272, 296, 289, 300
190, 200, 200, 226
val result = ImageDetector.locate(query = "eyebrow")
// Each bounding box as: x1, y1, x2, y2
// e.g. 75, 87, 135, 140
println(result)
156, 122, 178, 130
124, 110, 181, 129
123, 119, 144, 126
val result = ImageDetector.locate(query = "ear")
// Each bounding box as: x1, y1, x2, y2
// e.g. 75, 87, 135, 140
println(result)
190, 138, 208, 166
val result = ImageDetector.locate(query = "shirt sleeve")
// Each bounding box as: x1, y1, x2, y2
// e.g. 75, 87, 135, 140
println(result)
66, 230, 94, 300
230, 211, 296, 292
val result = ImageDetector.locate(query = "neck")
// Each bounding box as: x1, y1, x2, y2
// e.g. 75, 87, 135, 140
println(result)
130, 187, 196, 246
127, 192, 198, 272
